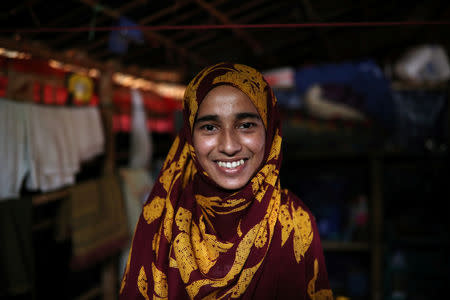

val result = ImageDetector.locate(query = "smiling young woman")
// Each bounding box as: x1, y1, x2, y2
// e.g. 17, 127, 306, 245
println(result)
119, 62, 333, 300
193, 85, 266, 191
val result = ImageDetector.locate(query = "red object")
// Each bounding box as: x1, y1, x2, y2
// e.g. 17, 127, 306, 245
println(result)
0, 75, 7, 97
112, 87, 177, 133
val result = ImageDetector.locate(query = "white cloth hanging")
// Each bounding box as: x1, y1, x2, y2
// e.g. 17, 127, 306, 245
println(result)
0, 99, 29, 201
1, 99, 105, 195
129, 89, 152, 169
26, 105, 104, 192
26, 105, 77, 191
71, 106, 104, 162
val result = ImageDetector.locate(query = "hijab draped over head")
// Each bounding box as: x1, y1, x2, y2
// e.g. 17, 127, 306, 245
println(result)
119, 62, 332, 300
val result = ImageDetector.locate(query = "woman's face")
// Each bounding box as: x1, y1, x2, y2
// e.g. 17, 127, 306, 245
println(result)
192, 85, 266, 191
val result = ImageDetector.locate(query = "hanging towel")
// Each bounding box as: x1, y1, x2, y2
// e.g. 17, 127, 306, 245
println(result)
85, 106, 105, 160
129, 89, 152, 169
41, 106, 79, 191
0, 99, 29, 201
26, 105, 76, 192
71, 108, 91, 162
71, 107, 105, 162
60, 107, 81, 177
25, 105, 104, 192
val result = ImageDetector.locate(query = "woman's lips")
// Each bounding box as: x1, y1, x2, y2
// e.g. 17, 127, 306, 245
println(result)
214, 159, 246, 174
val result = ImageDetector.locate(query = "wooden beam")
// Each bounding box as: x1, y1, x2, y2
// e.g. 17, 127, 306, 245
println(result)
49, 0, 148, 47
82, 0, 191, 52
0, 0, 40, 21
39, 6, 86, 28
165, 0, 229, 42
227, 0, 268, 17
300, 0, 337, 60
0, 36, 183, 82
99, 60, 116, 175
91, 0, 227, 63
183, 1, 280, 50
194, 0, 263, 54
78, 0, 204, 66
370, 156, 383, 300
139, 0, 191, 25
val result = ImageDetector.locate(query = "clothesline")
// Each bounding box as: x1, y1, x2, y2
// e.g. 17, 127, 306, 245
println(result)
1, 21, 450, 33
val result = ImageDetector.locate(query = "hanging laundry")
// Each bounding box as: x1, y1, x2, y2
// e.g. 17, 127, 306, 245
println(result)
129, 89, 153, 169
70, 106, 105, 163
24, 104, 104, 192
25, 105, 78, 191
0, 99, 29, 200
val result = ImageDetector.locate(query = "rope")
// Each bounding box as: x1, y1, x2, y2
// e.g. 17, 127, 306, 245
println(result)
1, 21, 449, 33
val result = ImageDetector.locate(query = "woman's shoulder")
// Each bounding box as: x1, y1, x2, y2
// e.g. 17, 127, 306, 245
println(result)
281, 189, 311, 212
280, 188, 317, 223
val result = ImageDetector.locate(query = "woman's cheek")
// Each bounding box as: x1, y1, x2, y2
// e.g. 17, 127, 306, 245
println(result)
199, 135, 218, 153
242, 133, 265, 152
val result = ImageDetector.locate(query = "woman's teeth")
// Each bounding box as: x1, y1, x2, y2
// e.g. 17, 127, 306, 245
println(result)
217, 159, 245, 169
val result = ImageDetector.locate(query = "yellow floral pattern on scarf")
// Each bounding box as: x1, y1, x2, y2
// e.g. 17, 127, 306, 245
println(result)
307, 259, 334, 300
278, 197, 313, 263
173, 207, 198, 283
184, 65, 219, 129
191, 216, 233, 273
196, 195, 250, 216
138, 266, 150, 300
185, 185, 281, 299
212, 64, 268, 128
143, 196, 165, 225
268, 130, 282, 161
251, 164, 279, 202
152, 262, 168, 299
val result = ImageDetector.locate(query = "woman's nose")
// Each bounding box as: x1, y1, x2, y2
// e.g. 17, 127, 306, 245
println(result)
218, 129, 241, 155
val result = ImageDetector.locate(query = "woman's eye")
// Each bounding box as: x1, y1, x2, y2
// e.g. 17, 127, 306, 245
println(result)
239, 122, 255, 129
202, 124, 216, 131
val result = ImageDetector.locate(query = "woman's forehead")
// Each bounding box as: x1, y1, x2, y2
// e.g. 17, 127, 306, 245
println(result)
198, 85, 258, 116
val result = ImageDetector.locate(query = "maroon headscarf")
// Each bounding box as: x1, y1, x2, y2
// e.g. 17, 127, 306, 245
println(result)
120, 62, 332, 300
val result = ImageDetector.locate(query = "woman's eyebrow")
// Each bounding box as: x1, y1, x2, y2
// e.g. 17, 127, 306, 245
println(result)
195, 112, 260, 124
235, 112, 261, 120
195, 114, 218, 123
